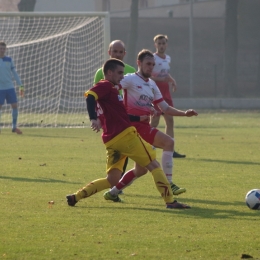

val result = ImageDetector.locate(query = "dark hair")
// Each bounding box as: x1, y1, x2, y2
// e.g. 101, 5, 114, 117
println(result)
137, 49, 154, 62
102, 58, 125, 75
0, 41, 7, 47
153, 34, 168, 42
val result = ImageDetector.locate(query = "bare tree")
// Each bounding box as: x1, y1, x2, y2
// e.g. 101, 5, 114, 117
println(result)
18, 0, 36, 12
126, 0, 139, 67
224, 0, 239, 97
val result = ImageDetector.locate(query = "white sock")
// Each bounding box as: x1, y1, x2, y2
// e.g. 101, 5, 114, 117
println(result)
161, 151, 173, 183
109, 186, 120, 196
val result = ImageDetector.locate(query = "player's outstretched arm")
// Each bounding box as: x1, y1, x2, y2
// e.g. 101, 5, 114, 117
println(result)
166, 106, 198, 117
158, 101, 198, 117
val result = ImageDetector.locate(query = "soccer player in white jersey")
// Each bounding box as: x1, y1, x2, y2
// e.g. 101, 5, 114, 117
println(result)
0, 41, 23, 134
150, 34, 185, 158
105, 49, 198, 198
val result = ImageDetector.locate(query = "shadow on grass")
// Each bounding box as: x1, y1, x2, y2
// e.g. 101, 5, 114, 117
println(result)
69, 194, 258, 219
77, 202, 258, 219
0, 175, 80, 184
186, 158, 260, 165
124, 194, 243, 207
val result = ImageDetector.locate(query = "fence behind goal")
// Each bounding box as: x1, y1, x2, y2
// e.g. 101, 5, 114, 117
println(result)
0, 12, 110, 128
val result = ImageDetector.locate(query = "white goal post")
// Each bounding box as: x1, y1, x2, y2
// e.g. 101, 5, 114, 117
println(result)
0, 12, 110, 128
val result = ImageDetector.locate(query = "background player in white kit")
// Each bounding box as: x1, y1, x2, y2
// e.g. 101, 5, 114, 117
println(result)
150, 34, 185, 158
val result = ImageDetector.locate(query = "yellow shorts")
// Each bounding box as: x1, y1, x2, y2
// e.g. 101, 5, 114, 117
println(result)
105, 127, 156, 173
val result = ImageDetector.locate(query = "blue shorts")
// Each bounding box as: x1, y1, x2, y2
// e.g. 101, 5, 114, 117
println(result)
0, 88, 18, 105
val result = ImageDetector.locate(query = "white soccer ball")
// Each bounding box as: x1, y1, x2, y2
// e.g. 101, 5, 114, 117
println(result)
245, 189, 260, 210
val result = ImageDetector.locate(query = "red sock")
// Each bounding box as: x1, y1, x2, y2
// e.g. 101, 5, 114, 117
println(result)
116, 170, 135, 190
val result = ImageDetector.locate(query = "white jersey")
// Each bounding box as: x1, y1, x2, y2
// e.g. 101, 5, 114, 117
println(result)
152, 53, 171, 78
120, 73, 163, 116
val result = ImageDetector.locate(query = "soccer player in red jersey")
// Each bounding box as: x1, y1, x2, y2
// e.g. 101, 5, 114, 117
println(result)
93, 40, 136, 183
66, 58, 190, 209
106, 50, 197, 198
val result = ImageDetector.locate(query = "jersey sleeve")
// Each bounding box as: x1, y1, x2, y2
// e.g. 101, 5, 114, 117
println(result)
11, 59, 22, 86
89, 81, 112, 101
93, 68, 104, 84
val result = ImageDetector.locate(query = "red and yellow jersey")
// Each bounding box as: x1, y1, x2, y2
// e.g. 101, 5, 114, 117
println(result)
86, 80, 131, 144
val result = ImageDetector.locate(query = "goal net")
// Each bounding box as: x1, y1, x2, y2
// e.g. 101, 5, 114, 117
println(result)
0, 12, 110, 128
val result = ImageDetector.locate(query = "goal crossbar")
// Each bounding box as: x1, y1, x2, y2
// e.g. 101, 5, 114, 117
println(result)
0, 12, 110, 52
0, 12, 110, 128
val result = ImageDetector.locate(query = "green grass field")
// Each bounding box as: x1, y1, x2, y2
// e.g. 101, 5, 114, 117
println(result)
1, 110, 260, 260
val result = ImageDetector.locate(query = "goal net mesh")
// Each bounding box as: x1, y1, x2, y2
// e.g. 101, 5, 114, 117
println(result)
0, 13, 109, 128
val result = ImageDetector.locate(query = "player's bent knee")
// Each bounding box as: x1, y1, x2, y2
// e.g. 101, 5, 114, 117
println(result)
146, 159, 161, 172
162, 136, 174, 149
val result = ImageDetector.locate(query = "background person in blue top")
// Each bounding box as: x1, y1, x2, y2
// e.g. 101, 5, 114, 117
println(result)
0, 41, 23, 134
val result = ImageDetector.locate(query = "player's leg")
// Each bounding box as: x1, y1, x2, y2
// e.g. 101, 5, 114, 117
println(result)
153, 130, 186, 195
66, 149, 126, 206
0, 90, 6, 133
108, 160, 176, 204
163, 97, 185, 158
66, 170, 123, 206
122, 157, 128, 176
0, 104, 2, 134
104, 129, 154, 201
119, 156, 129, 194
163, 113, 174, 138
11, 103, 22, 134
104, 129, 190, 208
107, 163, 147, 196
7, 89, 22, 134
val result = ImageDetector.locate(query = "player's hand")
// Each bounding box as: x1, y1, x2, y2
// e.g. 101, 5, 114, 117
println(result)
169, 82, 177, 92
185, 109, 198, 117
90, 119, 101, 132
149, 105, 157, 116
19, 86, 24, 97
